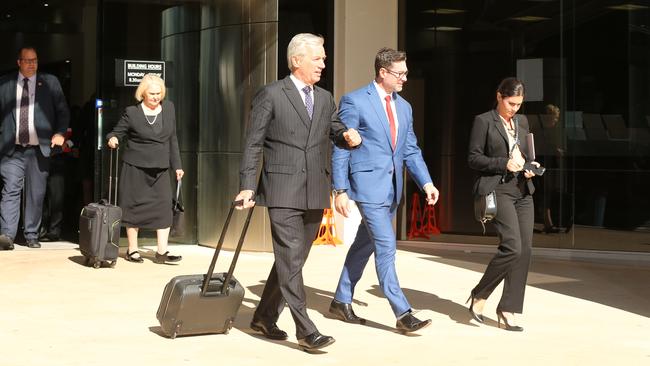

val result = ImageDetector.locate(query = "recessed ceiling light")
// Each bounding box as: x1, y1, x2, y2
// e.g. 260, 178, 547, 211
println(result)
422, 9, 466, 15
44, 2, 49, 7
510, 16, 550, 22
608, 4, 649, 11
426, 26, 463, 31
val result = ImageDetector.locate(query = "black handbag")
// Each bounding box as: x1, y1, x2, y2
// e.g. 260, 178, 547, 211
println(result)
474, 191, 497, 224
171, 180, 185, 237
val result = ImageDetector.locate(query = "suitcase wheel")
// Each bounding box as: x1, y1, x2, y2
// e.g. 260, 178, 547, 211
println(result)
223, 318, 234, 334
92, 260, 101, 269
109, 260, 117, 268
171, 322, 181, 339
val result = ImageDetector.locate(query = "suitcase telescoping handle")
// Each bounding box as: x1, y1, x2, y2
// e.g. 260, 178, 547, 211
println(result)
201, 200, 254, 296
108, 147, 119, 205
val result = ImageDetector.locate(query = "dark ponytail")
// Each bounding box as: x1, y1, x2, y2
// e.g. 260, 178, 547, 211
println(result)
497, 77, 525, 98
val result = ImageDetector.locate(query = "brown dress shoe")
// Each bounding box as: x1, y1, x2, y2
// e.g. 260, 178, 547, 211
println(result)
396, 312, 431, 334
0, 234, 14, 250
329, 299, 366, 324
26, 239, 41, 248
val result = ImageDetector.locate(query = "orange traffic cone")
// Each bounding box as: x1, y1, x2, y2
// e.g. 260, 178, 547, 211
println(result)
313, 200, 343, 246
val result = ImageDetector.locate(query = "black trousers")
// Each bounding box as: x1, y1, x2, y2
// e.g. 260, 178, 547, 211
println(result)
42, 154, 66, 236
473, 176, 534, 313
253, 207, 323, 339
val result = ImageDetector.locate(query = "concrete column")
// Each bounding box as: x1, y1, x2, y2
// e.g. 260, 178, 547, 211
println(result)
333, 0, 398, 244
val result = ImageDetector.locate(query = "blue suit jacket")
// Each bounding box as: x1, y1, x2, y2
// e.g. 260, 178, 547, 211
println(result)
0, 72, 70, 157
332, 82, 432, 205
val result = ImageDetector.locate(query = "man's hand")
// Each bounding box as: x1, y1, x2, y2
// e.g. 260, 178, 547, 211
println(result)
423, 183, 439, 205
107, 136, 119, 149
343, 128, 361, 147
51, 134, 65, 148
176, 169, 184, 181
234, 190, 255, 210
334, 193, 352, 217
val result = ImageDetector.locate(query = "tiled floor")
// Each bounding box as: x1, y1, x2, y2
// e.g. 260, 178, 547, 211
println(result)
1, 242, 648, 365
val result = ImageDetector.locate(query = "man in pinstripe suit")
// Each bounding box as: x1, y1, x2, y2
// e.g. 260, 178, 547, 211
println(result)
235, 33, 360, 352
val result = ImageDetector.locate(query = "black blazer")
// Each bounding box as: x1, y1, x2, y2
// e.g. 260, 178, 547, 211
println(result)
239, 76, 348, 210
0, 72, 69, 157
107, 100, 182, 170
468, 109, 535, 196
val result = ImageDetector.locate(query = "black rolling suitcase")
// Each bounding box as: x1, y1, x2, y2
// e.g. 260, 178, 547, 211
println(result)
78, 148, 122, 268
156, 201, 254, 338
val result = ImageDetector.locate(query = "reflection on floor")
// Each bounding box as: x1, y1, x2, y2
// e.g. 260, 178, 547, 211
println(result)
421, 224, 650, 252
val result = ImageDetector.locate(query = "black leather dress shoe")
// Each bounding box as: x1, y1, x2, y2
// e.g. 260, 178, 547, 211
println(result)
396, 312, 431, 334
39, 232, 60, 242
0, 234, 14, 250
297, 331, 335, 351
26, 239, 41, 249
250, 320, 288, 340
329, 299, 366, 324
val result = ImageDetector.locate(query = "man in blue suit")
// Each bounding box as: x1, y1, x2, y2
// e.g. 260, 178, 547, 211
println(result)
0, 47, 69, 250
329, 48, 439, 333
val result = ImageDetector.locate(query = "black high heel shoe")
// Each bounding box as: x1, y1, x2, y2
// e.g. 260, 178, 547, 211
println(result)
125, 250, 144, 263
466, 294, 484, 323
496, 311, 523, 332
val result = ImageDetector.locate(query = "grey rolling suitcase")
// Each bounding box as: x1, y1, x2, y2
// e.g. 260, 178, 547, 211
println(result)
78, 148, 122, 268
156, 201, 254, 338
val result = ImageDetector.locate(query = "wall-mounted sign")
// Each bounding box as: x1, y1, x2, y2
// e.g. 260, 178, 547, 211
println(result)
115, 59, 165, 87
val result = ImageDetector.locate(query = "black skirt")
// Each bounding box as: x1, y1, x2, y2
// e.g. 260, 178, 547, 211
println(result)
118, 162, 172, 230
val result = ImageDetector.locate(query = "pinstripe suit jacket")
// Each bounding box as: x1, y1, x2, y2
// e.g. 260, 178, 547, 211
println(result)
239, 76, 348, 210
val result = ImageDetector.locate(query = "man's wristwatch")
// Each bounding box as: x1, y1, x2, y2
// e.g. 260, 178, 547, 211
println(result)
333, 189, 347, 196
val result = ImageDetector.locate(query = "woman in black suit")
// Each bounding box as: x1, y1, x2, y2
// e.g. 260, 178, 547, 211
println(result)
107, 74, 184, 264
466, 77, 540, 331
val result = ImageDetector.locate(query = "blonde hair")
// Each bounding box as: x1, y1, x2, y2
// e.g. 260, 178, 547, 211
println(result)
286, 33, 324, 71
134, 73, 166, 101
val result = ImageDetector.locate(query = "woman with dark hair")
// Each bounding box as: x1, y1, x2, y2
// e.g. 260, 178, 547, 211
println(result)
466, 77, 540, 331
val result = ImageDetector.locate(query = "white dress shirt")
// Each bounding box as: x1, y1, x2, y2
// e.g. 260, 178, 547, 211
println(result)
373, 81, 399, 142
290, 74, 314, 108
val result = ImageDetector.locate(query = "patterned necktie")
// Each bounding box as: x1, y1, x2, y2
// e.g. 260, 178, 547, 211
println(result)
19, 78, 30, 145
302, 86, 313, 120
385, 95, 397, 148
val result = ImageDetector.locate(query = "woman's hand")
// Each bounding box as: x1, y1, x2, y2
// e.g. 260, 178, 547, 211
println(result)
506, 157, 524, 172
523, 161, 540, 179
507, 147, 525, 172
175, 169, 184, 181
107, 136, 119, 149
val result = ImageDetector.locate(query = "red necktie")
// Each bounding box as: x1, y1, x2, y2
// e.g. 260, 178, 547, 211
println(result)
385, 95, 396, 149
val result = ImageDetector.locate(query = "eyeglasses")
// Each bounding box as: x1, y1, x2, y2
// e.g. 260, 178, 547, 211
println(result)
384, 68, 408, 80
20, 58, 38, 64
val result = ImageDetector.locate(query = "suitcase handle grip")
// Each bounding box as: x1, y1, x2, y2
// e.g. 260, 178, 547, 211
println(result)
201, 200, 254, 296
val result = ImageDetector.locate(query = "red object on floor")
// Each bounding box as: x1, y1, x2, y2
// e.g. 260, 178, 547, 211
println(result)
421, 203, 440, 235
407, 193, 429, 240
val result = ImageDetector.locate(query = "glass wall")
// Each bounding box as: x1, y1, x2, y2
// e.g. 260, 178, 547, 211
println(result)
97, 0, 334, 249
399, 0, 650, 252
